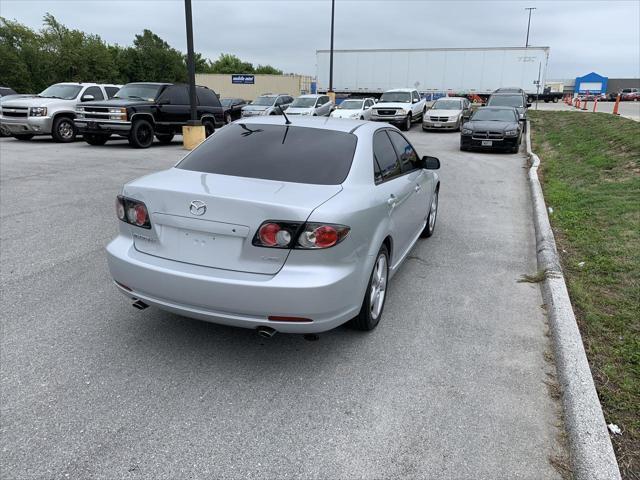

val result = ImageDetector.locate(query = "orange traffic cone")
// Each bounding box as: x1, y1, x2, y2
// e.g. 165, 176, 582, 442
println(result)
613, 95, 621, 115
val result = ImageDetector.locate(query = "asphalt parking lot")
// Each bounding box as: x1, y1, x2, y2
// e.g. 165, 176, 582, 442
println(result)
1, 128, 565, 479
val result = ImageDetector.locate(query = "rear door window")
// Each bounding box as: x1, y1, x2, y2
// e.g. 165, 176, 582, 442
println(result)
177, 124, 357, 185
372, 130, 401, 182
196, 87, 221, 107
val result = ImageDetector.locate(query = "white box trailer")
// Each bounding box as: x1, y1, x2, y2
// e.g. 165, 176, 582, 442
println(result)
316, 47, 550, 96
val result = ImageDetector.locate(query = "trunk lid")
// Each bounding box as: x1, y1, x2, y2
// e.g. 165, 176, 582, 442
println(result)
123, 168, 341, 274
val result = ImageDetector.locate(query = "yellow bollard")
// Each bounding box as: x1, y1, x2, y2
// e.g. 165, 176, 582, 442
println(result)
182, 125, 206, 150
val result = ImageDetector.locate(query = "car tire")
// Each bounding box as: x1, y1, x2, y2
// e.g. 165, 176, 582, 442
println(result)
360, 116, 365, 120
401, 114, 411, 131
13, 134, 35, 141
460, 145, 468, 151
511, 144, 520, 153
552, 97, 559, 103
84, 133, 110, 146
421, 188, 439, 238
202, 119, 215, 137
224, 113, 232, 124
51, 116, 76, 143
350, 244, 389, 331
155, 133, 174, 144
128, 119, 154, 149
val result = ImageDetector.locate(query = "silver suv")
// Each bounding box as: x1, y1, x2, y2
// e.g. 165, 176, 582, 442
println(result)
0, 82, 120, 142
241, 94, 294, 117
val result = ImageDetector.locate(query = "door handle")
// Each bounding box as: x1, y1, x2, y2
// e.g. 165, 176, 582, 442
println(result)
387, 194, 397, 207
414, 185, 421, 192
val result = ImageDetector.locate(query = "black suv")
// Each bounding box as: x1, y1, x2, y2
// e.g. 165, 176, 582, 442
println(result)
74, 82, 224, 148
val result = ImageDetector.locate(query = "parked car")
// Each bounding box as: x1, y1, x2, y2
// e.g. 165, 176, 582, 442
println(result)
241, 94, 294, 117
285, 94, 334, 116
0, 87, 17, 98
621, 88, 640, 101
106, 117, 441, 335
486, 91, 530, 124
0, 82, 121, 142
330, 98, 376, 120
221, 98, 247, 123
460, 106, 523, 153
422, 97, 472, 131
370, 88, 426, 131
75, 83, 224, 148
493, 87, 525, 94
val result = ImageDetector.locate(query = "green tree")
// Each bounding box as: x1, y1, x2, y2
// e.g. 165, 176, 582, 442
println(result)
129, 29, 187, 82
0, 17, 46, 92
208, 53, 254, 74
254, 64, 283, 75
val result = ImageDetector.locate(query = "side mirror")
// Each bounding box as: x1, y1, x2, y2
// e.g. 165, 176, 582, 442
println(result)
81, 94, 94, 102
412, 98, 419, 103
421, 155, 440, 170
526, 103, 532, 108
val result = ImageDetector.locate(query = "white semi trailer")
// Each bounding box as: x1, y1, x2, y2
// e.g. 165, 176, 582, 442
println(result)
316, 47, 550, 98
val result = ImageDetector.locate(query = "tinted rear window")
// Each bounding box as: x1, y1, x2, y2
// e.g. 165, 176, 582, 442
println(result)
177, 123, 357, 185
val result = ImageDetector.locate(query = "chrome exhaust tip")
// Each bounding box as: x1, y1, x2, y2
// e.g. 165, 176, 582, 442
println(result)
257, 326, 277, 338
132, 299, 149, 310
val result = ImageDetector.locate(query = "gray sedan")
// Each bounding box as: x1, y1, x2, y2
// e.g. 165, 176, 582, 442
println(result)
107, 117, 441, 335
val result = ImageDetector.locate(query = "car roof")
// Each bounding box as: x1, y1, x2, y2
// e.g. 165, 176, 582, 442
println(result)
236, 115, 369, 133
491, 92, 524, 96
297, 94, 323, 98
494, 87, 524, 92
385, 88, 415, 92
434, 96, 465, 100
126, 82, 171, 86
476, 106, 518, 110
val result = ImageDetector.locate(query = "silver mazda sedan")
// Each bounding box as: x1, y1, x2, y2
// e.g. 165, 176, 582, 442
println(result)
107, 117, 440, 335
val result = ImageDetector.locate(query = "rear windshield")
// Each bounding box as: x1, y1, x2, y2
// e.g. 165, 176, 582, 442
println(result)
488, 95, 524, 108
177, 123, 357, 185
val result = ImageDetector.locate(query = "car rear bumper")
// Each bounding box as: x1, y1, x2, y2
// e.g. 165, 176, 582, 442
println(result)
460, 135, 519, 150
0, 116, 53, 135
106, 235, 365, 334
75, 119, 132, 135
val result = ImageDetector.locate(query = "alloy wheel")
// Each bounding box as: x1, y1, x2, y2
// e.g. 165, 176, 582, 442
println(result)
369, 254, 388, 320
59, 120, 74, 140
428, 191, 439, 233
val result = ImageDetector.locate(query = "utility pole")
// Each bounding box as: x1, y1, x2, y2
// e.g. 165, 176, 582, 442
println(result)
525, 7, 536, 48
184, 0, 197, 123
328, 0, 335, 102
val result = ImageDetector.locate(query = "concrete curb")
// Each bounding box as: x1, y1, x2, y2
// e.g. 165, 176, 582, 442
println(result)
525, 123, 621, 480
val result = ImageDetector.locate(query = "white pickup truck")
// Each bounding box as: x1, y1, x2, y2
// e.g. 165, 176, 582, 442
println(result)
370, 88, 426, 131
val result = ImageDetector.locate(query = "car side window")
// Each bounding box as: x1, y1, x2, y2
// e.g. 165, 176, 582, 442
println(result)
196, 87, 221, 107
83, 86, 104, 101
373, 130, 402, 183
105, 86, 119, 99
159, 86, 189, 105
387, 130, 420, 173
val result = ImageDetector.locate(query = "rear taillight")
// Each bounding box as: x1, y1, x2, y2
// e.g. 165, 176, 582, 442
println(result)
116, 195, 151, 229
252, 221, 349, 249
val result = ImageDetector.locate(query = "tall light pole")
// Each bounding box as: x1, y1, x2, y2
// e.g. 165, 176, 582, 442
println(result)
525, 7, 536, 48
328, 0, 335, 100
184, 0, 197, 123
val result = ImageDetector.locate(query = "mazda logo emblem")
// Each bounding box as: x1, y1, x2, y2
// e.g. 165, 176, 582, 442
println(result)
189, 200, 207, 216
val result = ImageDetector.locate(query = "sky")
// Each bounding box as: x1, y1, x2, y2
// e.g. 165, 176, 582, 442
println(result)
2, 0, 639, 79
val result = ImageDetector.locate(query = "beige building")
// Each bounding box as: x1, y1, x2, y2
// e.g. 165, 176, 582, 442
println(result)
195, 73, 314, 101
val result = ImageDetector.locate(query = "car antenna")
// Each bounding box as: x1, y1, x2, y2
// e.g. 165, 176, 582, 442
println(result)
277, 105, 292, 125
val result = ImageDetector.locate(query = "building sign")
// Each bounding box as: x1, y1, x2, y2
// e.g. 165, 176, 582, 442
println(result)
232, 75, 255, 84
